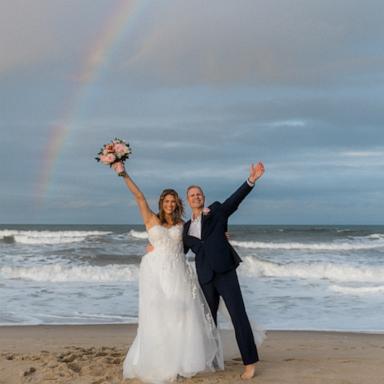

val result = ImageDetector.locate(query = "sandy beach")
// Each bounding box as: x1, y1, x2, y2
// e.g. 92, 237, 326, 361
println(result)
1, 325, 383, 384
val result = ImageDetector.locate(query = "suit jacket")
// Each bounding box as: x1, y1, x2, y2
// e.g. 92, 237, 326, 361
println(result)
183, 181, 254, 284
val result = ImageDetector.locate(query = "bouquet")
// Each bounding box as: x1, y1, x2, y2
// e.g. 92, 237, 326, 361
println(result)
95, 138, 132, 175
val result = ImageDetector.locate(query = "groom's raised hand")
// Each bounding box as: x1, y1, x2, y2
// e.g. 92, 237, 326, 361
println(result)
248, 162, 265, 184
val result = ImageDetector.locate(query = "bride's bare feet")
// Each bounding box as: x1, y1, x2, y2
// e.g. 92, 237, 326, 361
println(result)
240, 364, 256, 380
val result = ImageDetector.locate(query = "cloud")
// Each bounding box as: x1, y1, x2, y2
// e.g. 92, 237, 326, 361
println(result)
0, 0, 117, 75
339, 150, 384, 158
119, 0, 384, 86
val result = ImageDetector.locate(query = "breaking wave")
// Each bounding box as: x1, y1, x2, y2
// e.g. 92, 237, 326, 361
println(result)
231, 234, 384, 251
0, 264, 139, 282
240, 256, 384, 283
128, 230, 148, 239
0, 230, 111, 245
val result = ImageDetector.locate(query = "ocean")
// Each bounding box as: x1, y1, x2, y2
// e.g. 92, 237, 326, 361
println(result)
1, 224, 383, 331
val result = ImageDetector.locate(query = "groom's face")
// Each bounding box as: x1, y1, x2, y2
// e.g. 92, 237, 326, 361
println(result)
187, 187, 205, 209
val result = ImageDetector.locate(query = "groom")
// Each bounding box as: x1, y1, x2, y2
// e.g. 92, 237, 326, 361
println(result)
183, 162, 265, 380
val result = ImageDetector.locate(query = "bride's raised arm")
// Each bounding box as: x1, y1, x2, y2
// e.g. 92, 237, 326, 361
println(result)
112, 162, 156, 228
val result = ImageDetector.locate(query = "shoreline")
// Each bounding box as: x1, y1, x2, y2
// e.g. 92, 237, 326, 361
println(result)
1, 322, 383, 334
1, 325, 384, 383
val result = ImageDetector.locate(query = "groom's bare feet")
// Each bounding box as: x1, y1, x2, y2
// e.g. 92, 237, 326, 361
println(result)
240, 364, 256, 380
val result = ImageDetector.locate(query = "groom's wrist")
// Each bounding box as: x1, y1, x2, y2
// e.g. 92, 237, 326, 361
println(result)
247, 178, 255, 187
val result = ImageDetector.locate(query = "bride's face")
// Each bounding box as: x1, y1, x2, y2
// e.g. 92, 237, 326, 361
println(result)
162, 194, 177, 215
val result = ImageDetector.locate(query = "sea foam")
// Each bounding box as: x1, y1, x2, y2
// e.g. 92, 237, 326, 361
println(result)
1, 264, 139, 282
240, 256, 384, 283
128, 230, 148, 239
0, 230, 111, 245
329, 284, 384, 295
231, 234, 384, 251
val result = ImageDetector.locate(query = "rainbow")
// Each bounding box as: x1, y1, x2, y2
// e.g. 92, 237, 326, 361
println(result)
35, 0, 147, 206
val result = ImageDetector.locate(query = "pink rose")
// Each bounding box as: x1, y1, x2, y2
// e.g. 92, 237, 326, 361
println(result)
114, 143, 128, 157
105, 143, 115, 153
112, 161, 125, 174
100, 153, 116, 164
99, 155, 110, 165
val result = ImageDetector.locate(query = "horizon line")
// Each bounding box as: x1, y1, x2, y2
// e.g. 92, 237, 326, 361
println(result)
0, 223, 383, 226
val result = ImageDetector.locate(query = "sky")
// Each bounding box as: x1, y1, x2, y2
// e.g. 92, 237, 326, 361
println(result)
1, 0, 383, 225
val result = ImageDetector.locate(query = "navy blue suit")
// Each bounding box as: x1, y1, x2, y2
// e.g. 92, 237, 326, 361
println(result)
183, 181, 259, 365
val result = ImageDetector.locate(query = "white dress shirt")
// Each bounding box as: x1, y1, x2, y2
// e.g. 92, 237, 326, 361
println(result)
188, 213, 202, 239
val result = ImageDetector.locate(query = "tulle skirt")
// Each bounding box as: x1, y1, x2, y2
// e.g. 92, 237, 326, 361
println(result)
123, 250, 224, 383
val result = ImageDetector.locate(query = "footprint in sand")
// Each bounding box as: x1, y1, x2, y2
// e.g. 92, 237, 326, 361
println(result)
23, 367, 36, 377
67, 362, 81, 373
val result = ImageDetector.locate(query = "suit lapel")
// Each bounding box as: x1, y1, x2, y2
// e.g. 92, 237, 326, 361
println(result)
183, 220, 191, 238
201, 213, 209, 239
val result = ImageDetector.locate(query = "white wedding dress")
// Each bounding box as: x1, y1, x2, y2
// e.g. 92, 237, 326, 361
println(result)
123, 224, 224, 383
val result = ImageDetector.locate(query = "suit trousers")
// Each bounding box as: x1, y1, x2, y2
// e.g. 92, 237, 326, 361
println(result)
200, 269, 259, 365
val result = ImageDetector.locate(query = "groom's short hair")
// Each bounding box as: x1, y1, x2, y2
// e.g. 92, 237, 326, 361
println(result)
186, 185, 204, 196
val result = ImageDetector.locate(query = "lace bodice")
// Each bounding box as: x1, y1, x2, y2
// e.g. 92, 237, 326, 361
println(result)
147, 224, 184, 254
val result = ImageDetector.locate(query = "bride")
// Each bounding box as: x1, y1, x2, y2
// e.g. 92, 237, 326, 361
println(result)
111, 162, 223, 382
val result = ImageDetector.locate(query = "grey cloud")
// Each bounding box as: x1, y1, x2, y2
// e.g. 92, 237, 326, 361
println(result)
119, 0, 384, 87
0, 0, 117, 74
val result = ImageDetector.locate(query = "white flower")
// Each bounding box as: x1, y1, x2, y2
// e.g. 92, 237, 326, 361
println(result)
202, 207, 210, 216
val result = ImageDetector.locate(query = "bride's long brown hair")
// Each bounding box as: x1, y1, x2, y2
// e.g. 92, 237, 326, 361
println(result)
157, 189, 184, 225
